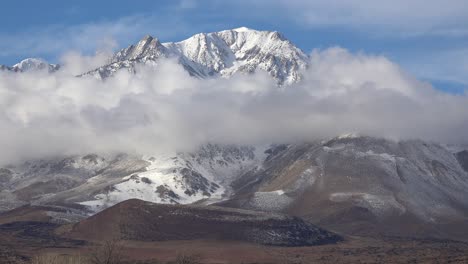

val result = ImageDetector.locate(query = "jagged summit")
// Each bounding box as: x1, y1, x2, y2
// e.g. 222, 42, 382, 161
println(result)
110, 35, 166, 63
2, 28, 306, 83
85, 28, 309, 84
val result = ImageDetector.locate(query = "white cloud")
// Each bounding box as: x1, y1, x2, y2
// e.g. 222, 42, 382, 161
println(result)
237, 0, 468, 36
0, 48, 467, 165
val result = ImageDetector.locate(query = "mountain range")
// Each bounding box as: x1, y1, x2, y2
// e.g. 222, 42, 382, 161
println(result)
2, 27, 307, 85
0, 58, 59, 73
1, 28, 468, 244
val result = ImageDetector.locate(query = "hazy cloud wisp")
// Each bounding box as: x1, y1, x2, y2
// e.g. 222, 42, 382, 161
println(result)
0, 48, 467, 165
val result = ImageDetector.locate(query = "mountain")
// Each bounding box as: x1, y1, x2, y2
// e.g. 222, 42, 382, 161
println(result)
219, 136, 468, 239
3, 28, 306, 82
67, 199, 342, 246
2, 137, 468, 240
2, 28, 468, 243
81, 27, 308, 84
0, 145, 265, 214
0, 65, 12, 71
0, 58, 59, 73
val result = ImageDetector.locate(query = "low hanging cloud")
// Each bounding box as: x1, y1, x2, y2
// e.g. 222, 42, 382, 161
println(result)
0, 47, 467, 165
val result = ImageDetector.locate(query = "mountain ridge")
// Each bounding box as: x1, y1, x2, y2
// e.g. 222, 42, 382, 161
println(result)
2, 137, 468, 240
81, 27, 309, 84
0, 58, 59, 73
1, 28, 468, 242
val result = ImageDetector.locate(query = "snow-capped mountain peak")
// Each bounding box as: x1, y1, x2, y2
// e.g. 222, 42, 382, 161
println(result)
12, 58, 59, 73
1, 58, 59, 73
84, 28, 309, 84
110, 35, 167, 63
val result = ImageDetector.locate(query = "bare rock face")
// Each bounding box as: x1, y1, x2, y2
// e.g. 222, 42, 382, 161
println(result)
69, 199, 342, 246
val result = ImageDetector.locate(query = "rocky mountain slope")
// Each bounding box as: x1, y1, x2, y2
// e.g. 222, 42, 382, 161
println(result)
0, 145, 265, 214
220, 136, 468, 239
2, 136, 468, 240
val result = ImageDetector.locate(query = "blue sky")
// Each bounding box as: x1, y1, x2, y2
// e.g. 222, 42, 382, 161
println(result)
1, 0, 467, 92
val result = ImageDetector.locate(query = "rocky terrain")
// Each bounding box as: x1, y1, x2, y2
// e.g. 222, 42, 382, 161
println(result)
0, 145, 264, 215
221, 136, 468, 239
1, 136, 468, 242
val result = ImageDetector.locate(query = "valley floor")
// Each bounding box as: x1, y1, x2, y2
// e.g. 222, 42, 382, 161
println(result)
2, 231, 468, 264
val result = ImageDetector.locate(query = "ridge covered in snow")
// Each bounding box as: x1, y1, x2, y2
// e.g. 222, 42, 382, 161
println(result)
0, 58, 59, 73
84, 27, 309, 84
0, 144, 267, 213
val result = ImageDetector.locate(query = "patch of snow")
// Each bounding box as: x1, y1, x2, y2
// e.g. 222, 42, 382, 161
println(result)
323, 144, 346, 151
337, 133, 360, 139
356, 150, 397, 162
272, 190, 285, 195
79, 145, 267, 212
329, 192, 406, 216
249, 190, 293, 212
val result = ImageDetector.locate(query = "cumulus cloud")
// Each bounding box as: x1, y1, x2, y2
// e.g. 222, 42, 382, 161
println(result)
0, 48, 467, 165
59, 48, 114, 76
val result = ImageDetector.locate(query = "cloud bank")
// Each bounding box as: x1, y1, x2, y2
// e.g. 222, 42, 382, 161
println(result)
0, 47, 467, 165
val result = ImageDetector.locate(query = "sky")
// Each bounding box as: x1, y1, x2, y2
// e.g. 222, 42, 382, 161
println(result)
1, 0, 468, 164
0, 0, 467, 92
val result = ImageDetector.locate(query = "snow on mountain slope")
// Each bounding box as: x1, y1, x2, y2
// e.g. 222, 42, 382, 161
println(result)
79, 144, 266, 212
0, 145, 266, 213
0, 58, 60, 73
110, 35, 168, 63
2, 135, 468, 240
221, 137, 468, 238
0, 154, 111, 211
83, 27, 308, 84
12, 58, 59, 72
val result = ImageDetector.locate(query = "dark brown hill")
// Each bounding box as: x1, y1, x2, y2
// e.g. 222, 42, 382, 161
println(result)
68, 199, 341, 246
